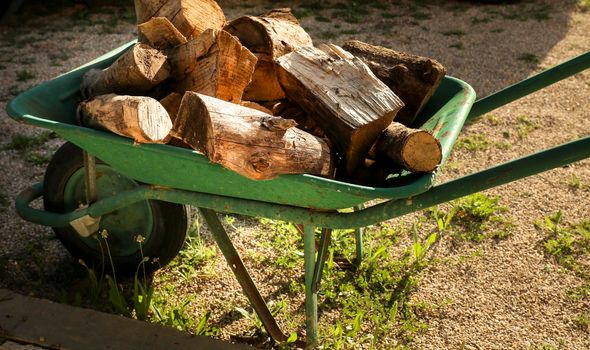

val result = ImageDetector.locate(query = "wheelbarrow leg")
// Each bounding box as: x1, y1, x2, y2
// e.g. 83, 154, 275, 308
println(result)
303, 225, 318, 348
199, 208, 290, 344
353, 204, 364, 266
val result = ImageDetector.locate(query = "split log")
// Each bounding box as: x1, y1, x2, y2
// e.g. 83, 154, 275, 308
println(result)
159, 92, 182, 122
174, 30, 257, 103
172, 92, 333, 180
277, 44, 404, 175
370, 122, 442, 173
134, 0, 225, 39
342, 40, 446, 126
78, 94, 172, 144
225, 8, 313, 101
168, 28, 217, 78
271, 100, 326, 138
243, 56, 286, 101
138, 17, 187, 49
80, 43, 170, 99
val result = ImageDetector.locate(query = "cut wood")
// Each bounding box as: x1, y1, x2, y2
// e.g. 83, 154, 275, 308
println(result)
80, 43, 170, 99
342, 40, 446, 126
225, 8, 313, 101
271, 100, 326, 138
168, 28, 217, 78
138, 17, 187, 49
224, 8, 312, 58
370, 122, 442, 173
243, 56, 286, 101
159, 92, 182, 122
78, 94, 172, 144
276, 44, 404, 175
134, 0, 225, 39
174, 30, 257, 103
240, 101, 273, 115
172, 92, 333, 180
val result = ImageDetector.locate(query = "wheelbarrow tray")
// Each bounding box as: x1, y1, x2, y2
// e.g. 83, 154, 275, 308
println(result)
6, 41, 475, 210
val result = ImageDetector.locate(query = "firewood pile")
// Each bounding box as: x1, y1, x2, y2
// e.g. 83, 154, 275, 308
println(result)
77, 0, 447, 184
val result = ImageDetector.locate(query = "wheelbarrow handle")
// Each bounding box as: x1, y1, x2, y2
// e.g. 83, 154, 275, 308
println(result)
468, 50, 590, 120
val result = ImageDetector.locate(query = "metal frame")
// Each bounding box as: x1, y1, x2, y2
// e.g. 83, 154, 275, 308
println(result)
12, 51, 590, 348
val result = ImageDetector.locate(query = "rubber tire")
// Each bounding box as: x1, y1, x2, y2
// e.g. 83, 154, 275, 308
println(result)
43, 142, 190, 275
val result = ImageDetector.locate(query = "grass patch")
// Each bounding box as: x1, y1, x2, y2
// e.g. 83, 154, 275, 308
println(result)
455, 134, 490, 151
2, 132, 57, 165
428, 193, 512, 243
16, 69, 35, 82
580, 0, 590, 11
538, 211, 590, 279
315, 15, 332, 22
516, 115, 538, 139
574, 311, 590, 332
568, 175, 590, 191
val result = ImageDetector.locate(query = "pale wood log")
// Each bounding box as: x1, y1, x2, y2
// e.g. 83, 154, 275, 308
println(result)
276, 44, 404, 174
134, 0, 225, 39
168, 28, 217, 78
78, 94, 172, 144
370, 122, 442, 173
225, 8, 313, 101
174, 30, 257, 103
138, 17, 187, 49
342, 40, 446, 126
172, 92, 333, 180
80, 43, 170, 99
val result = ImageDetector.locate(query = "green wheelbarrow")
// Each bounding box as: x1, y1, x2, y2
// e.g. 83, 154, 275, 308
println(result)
6, 40, 590, 348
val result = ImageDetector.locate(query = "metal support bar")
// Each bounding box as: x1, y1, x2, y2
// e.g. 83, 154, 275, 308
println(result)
83, 151, 97, 204
312, 229, 331, 293
198, 208, 290, 344
353, 204, 364, 266
303, 225, 318, 348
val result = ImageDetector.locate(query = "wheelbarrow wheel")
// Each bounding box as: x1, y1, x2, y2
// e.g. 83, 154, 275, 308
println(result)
43, 142, 190, 275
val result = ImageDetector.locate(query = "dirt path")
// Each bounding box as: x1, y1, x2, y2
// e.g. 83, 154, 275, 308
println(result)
0, 1, 588, 349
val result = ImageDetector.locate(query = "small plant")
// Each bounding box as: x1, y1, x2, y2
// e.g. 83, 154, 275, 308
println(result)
441, 29, 465, 37
580, 0, 590, 11
449, 42, 464, 50
16, 69, 35, 82
574, 312, 589, 332
455, 134, 490, 151
518, 53, 539, 65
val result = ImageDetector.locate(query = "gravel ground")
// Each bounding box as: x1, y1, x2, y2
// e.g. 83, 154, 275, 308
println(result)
0, 1, 589, 349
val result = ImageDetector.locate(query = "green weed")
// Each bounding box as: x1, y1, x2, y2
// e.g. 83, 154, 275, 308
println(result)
580, 0, 590, 11
539, 212, 590, 279
315, 15, 332, 22
441, 30, 465, 37
455, 134, 490, 151
568, 175, 589, 191
167, 220, 216, 280
449, 43, 464, 50
429, 193, 512, 243
518, 53, 540, 65
574, 312, 589, 332
16, 69, 35, 82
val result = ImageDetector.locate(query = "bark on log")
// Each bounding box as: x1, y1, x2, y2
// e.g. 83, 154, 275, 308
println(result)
80, 43, 170, 99
138, 17, 187, 49
371, 122, 442, 173
277, 44, 404, 175
172, 92, 333, 180
174, 30, 257, 103
342, 40, 446, 126
78, 94, 172, 144
225, 8, 313, 101
134, 0, 225, 39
